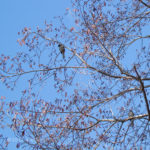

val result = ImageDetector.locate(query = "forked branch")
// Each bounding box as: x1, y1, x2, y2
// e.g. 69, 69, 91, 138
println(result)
134, 66, 150, 120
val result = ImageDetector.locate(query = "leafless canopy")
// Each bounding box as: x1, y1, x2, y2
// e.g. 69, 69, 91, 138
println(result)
0, 0, 150, 149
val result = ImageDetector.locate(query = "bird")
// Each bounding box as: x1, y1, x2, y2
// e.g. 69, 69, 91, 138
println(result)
128, 110, 134, 127
58, 43, 65, 59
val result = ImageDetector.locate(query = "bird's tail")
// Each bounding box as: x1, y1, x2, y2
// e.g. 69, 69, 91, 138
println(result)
63, 53, 65, 59
131, 120, 134, 127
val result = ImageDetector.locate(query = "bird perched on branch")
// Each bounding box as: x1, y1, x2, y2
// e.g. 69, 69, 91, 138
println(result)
58, 43, 65, 59
128, 110, 134, 127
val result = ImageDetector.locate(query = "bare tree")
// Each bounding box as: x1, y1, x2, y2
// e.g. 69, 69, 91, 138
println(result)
0, 0, 150, 149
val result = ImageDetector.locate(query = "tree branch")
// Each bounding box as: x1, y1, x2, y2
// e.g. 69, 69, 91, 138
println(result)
139, 0, 150, 8
134, 66, 150, 120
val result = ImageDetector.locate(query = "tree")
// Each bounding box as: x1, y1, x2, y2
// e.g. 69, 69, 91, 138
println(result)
0, 0, 150, 149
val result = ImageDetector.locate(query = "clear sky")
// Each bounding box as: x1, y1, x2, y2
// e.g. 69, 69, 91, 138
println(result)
1, 1, 148, 149
0, 0, 70, 55
0, 0, 71, 149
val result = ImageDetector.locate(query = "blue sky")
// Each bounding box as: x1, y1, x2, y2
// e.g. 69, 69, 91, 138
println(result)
0, 0, 71, 149
0, 0, 71, 55
1, 1, 149, 149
